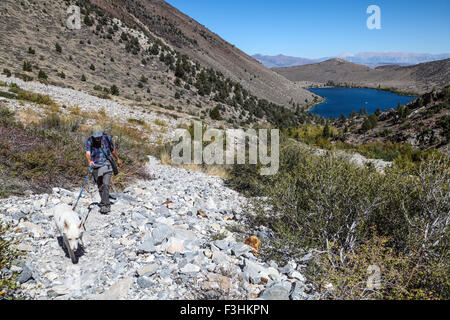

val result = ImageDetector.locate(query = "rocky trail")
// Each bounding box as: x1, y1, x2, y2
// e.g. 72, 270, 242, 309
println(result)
0, 157, 316, 300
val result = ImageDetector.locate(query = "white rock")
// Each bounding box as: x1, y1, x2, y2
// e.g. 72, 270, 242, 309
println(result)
97, 277, 133, 300
180, 263, 200, 273
20, 221, 45, 238
14, 243, 34, 252
166, 237, 185, 255
289, 270, 306, 282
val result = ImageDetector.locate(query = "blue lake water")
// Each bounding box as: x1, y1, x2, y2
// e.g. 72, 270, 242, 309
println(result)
307, 87, 418, 119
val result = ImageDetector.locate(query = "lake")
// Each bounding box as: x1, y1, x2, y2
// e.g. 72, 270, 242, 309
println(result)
307, 87, 418, 119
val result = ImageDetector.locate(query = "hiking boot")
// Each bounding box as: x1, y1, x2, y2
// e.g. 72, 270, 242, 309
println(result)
100, 205, 111, 214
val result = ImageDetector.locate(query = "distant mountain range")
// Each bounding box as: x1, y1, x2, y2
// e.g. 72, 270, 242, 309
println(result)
253, 52, 450, 68
272, 58, 450, 95
252, 54, 321, 68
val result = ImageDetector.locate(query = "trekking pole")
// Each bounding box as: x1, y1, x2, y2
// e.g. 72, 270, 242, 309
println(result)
72, 164, 94, 211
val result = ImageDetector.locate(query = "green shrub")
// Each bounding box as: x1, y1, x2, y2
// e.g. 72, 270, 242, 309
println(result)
0, 224, 23, 299
17, 89, 54, 105
3, 69, 11, 77
209, 106, 222, 120
436, 115, 450, 139
14, 73, 33, 82
322, 122, 332, 138
0, 91, 17, 100
110, 85, 119, 96
38, 70, 48, 80
314, 234, 448, 300
23, 60, 32, 72
228, 139, 449, 299
0, 106, 16, 126
55, 42, 62, 54
127, 118, 146, 126
84, 15, 93, 27
39, 113, 81, 132
361, 114, 378, 132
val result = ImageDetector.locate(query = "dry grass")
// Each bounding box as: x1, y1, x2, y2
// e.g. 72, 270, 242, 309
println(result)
128, 117, 153, 131
68, 105, 110, 121
99, 107, 107, 118
158, 150, 229, 179
154, 119, 168, 127
68, 105, 81, 116
205, 165, 229, 179
159, 151, 173, 165
182, 163, 202, 172
17, 108, 40, 125
43, 103, 61, 114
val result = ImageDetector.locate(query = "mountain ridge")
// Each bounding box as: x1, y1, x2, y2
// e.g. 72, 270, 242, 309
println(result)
253, 52, 450, 68
273, 58, 450, 94
89, 0, 315, 108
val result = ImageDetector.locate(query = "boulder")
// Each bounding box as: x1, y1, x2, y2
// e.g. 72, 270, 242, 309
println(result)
180, 263, 201, 274
97, 277, 133, 300
152, 223, 174, 245
138, 238, 156, 254
166, 237, 185, 255
137, 264, 159, 277
259, 282, 290, 300
137, 276, 154, 289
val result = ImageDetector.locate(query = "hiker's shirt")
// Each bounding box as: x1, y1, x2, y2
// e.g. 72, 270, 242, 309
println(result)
85, 134, 114, 176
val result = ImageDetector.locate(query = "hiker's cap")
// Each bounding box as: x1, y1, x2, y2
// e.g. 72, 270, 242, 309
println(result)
92, 125, 103, 138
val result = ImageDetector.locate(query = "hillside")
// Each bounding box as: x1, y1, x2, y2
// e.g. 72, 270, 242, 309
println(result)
273, 58, 450, 94
0, 0, 318, 127
92, 0, 315, 106
333, 86, 450, 154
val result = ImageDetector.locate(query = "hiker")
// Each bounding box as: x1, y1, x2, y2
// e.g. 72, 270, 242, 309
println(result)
85, 126, 122, 214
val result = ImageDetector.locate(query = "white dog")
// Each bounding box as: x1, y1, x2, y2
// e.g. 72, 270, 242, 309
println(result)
53, 204, 84, 253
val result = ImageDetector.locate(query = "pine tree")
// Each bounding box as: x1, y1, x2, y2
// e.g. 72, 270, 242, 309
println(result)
38, 70, 48, 80
322, 122, 331, 138
110, 85, 119, 96
23, 60, 32, 72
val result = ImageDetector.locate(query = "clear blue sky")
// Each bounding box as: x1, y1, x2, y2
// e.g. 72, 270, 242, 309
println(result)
165, 0, 450, 58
